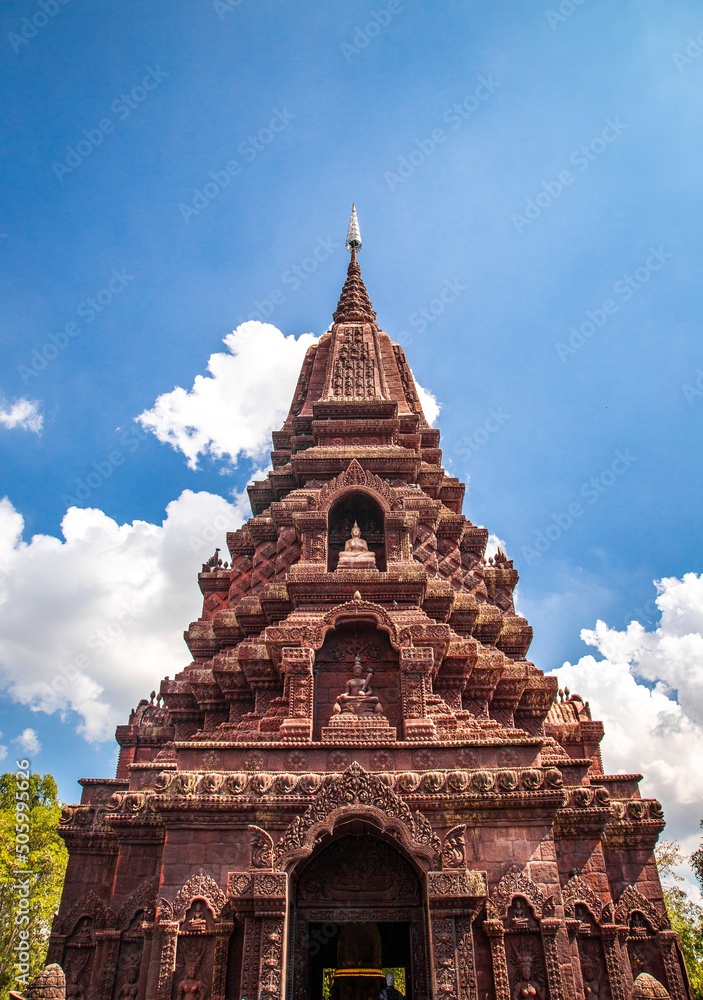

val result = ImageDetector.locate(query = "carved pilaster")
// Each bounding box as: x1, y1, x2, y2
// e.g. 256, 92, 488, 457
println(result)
94, 929, 121, 1000
239, 916, 261, 1000
657, 930, 687, 1000
399, 646, 436, 740
456, 913, 479, 1000
211, 920, 234, 1000
258, 915, 285, 1000
155, 922, 179, 1000
385, 510, 416, 563
138, 923, 154, 1000
279, 647, 315, 741
430, 914, 459, 1000
602, 924, 628, 1000
484, 919, 510, 1000
293, 512, 327, 565
540, 918, 566, 1000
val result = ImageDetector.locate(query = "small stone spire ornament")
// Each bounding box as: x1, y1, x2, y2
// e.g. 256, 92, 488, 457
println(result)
333, 204, 377, 325
346, 202, 362, 253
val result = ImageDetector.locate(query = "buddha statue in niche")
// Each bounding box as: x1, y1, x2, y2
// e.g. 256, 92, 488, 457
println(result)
332, 654, 384, 718
337, 521, 376, 569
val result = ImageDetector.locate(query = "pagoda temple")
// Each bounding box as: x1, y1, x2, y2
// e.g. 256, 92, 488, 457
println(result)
49, 208, 691, 1000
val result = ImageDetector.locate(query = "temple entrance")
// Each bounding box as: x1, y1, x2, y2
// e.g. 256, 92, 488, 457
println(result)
289, 833, 429, 1000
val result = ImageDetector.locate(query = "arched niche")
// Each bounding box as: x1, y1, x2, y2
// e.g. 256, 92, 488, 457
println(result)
313, 621, 400, 739
327, 490, 386, 571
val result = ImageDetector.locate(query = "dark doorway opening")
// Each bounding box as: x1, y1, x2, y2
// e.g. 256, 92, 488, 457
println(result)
307, 920, 412, 1000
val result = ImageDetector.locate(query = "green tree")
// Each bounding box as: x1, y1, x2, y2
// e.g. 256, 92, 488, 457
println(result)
0, 770, 68, 1000
655, 839, 703, 999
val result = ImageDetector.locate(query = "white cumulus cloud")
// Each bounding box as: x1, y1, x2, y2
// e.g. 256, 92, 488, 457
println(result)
0, 489, 248, 742
414, 378, 440, 426
551, 572, 703, 851
137, 323, 442, 468
137, 323, 318, 469
0, 398, 43, 433
13, 728, 41, 755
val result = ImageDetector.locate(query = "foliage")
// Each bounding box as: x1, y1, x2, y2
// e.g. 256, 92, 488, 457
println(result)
693, 820, 703, 895
0, 770, 68, 1000
655, 839, 703, 999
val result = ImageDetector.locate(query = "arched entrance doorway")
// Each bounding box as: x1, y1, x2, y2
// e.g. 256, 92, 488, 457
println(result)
289, 831, 429, 1000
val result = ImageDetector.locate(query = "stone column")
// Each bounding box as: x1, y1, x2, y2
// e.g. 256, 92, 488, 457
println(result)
427, 871, 484, 1000
239, 916, 262, 1000
293, 512, 327, 566
540, 918, 566, 1000
93, 929, 121, 1000
399, 646, 436, 740
483, 919, 510, 1000
211, 918, 235, 1000
385, 510, 416, 564
155, 921, 179, 1000
455, 913, 479, 1000
258, 913, 286, 1000
657, 930, 688, 1000
601, 924, 629, 1000
279, 647, 315, 741
137, 922, 154, 1000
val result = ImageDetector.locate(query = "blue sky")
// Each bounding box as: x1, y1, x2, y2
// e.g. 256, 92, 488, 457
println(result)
1, 0, 703, 867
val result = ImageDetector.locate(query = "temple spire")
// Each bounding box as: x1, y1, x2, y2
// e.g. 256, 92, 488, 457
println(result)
346, 203, 362, 254
333, 204, 377, 325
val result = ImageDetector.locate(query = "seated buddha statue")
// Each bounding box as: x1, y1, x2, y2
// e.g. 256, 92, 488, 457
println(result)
332, 654, 384, 717
336, 521, 376, 569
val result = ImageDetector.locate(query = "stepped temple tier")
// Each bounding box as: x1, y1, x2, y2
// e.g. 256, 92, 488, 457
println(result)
49, 209, 690, 1000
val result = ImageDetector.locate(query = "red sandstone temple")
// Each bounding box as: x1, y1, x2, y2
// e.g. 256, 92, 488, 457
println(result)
50, 209, 691, 1000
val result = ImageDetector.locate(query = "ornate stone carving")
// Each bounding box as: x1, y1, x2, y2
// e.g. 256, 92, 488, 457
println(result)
615, 887, 665, 932
116, 879, 157, 928
428, 870, 487, 898
249, 825, 274, 870
169, 871, 226, 922
442, 825, 466, 869
563, 874, 605, 921
273, 763, 439, 867
487, 867, 545, 921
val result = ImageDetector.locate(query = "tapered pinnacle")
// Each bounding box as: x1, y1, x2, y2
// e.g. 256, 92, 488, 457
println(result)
346, 203, 362, 253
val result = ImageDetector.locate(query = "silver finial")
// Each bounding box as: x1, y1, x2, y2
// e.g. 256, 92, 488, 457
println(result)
346, 203, 362, 253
